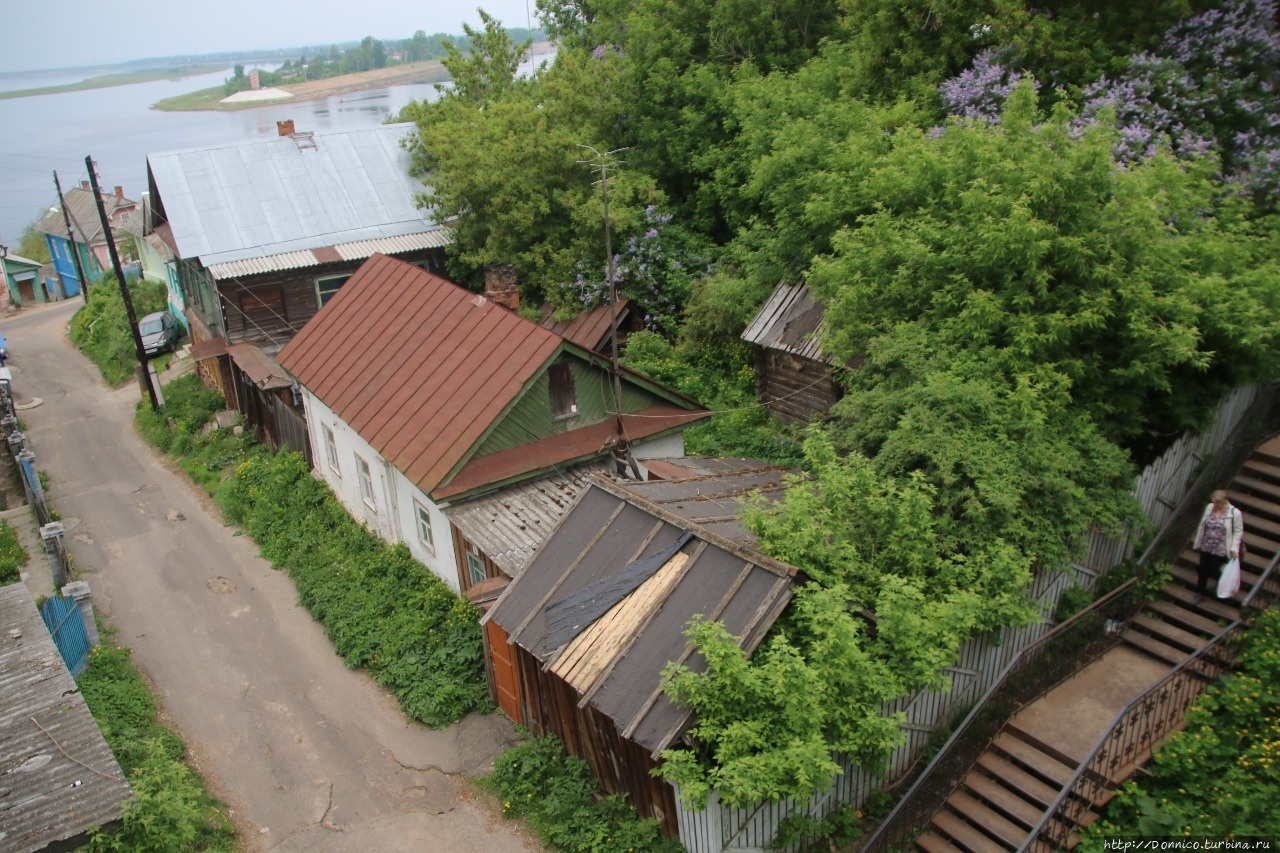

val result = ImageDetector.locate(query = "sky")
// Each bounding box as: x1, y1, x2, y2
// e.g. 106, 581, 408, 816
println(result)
0, 0, 540, 73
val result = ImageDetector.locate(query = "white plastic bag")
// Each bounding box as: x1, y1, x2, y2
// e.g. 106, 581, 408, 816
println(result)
1217, 557, 1241, 599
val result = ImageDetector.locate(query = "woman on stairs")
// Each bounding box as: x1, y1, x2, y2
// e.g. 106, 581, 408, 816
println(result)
1192, 489, 1244, 603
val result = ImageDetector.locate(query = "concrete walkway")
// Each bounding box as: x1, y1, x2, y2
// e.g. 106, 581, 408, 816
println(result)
6, 503, 52, 601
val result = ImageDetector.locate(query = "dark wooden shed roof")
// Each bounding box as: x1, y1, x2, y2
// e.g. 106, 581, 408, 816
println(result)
741, 281, 831, 363
486, 467, 797, 757
0, 584, 131, 852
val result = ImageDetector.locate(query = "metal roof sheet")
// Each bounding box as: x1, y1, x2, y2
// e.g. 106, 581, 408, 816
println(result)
486, 474, 797, 756
147, 123, 439, 267
35, 187, 135, 245
537, 299, 631, 353
0, 584, 131, 852
444, 462, 612, 577
206, 229, 453, 280
279, 254, 563, 498
741, 281, 831, 363
227, 343, 293, 390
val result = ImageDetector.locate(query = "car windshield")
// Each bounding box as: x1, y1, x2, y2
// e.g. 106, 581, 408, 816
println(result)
140, 319, 163, 335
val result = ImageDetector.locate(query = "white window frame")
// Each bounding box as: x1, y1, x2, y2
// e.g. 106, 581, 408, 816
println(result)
315, 273, 352, 308
355, 454, 376, 509
465, 543, 487, 587
414, 501, 435, 554
322, 424, 340, 475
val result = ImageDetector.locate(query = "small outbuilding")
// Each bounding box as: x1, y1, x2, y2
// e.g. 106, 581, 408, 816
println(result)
0, 583, 131, 852
483, 464, 797, 837
741, 282, 843, 423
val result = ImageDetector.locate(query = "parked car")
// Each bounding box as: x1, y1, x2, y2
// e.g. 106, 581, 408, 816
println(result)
138, 311, 180, 356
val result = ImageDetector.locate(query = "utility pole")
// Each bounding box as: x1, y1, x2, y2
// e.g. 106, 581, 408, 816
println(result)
579, 144, 641, 480
52, 171, 91, 304
86, 156, 159, 410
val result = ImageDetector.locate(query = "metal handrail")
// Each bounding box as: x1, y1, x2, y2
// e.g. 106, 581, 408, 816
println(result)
1024, 548, 1280, 850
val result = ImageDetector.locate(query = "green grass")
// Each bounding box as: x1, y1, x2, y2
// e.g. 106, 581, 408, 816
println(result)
152, 86, 247, 112
0, 65, 225, 100
69, 276, 170, 387
0, 519, 27, 584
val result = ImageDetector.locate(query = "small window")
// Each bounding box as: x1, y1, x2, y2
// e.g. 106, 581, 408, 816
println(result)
415, 501, 435, 553
465, 542, 487, 587
322, 424, 339, 474
315, 273, 352, 307
356, 454, 375, 508
549, 362, 577, 419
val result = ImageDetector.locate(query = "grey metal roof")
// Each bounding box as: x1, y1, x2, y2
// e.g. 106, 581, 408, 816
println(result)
35, 187, 134, 245
206, 229, 452, 281
741, 281, 832, 363
0, 584, 131, 852
445, 461, 613, 577
485, 470, 797, 757
147, 123, 440, 268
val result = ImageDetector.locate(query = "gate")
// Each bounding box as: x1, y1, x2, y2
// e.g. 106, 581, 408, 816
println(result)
486, 619, 522, 723
42, 595, 90, 677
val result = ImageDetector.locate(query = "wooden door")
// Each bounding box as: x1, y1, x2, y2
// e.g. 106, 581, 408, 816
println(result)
486, 620, 522, 724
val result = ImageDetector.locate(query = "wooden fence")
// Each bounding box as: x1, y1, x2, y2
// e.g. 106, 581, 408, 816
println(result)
674, 383, 1269, 853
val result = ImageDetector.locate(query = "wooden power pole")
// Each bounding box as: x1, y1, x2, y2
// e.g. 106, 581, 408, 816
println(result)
86, 156, 159, 410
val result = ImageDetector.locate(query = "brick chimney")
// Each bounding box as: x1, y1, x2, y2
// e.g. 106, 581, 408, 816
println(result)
80, 180, 90, 190
114, 186, 123, 199
277, 119, 296, 136
484, 263, 519, 312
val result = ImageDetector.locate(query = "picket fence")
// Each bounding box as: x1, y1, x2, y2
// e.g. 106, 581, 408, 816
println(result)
675, 383, 1265, 853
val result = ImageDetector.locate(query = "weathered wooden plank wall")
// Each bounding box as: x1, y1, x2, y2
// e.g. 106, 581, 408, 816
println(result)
676, 383, 1265, 853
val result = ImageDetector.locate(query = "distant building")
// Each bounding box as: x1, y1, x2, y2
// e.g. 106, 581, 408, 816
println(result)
35, 183, 138, 299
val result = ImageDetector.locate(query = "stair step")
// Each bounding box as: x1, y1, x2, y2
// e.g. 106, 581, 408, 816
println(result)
932, 809, 1014, 853
1122, 629, 1189, 665
976, 754, 1061, 808
1005, 724, 1080, 768
963, 771, 1046, 827
950, 791, 1032, 849
1235, 474, 1280, 503
1241, 458, 1280, 484
1164, 586, 1239, 621
1226, 488, 1280, 526
1180, 545, 1269, 575
1242, 530, 1279, 558
1130, 612, 1211, 651
1147, 599, 1225, 635
1168, 563, 1260, 594
991, 734, 1075, 788
918, 831, 967, 853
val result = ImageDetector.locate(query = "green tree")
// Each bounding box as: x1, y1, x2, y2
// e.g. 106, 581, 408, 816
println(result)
18, 216, 52, 264
440, 9, 531, 105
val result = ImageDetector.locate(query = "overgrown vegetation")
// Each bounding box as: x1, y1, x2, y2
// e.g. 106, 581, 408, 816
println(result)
0, 519, 27, 584
1079, 607, 1280, 844
79, 638, 236, 851
400, 0, 1280, 812
136, 375, 489, 726
69, 275, 169, 387
479, 735, 682, 853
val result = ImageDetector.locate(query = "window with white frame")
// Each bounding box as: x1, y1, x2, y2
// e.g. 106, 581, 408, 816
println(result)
464, 541, 488, 587
355, 454, 375, 508
415, 501, 435, 553
315, 273, 353, 308
322, 424, 339, 474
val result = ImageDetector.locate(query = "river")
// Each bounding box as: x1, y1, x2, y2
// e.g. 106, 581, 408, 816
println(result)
0, 65, 447, 246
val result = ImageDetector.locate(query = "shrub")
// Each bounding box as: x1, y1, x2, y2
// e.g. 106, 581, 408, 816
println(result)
0, 519, 27, 584
79, 640, 236, 851
69, 275, 169, 386
479, 736, 681, 853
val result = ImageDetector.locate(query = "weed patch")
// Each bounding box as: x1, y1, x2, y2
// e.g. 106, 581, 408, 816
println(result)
0, 519, 27, 584
70, 275, 170, 387
479, 735, 681, 853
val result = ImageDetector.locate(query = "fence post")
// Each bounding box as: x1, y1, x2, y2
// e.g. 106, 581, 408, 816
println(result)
8, 431, 24, 456
40, 521, 67, 588
60, 580, 99, 647
1, 413, 17, 437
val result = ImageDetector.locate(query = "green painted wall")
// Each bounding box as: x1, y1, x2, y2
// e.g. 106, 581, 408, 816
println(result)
472, 354, 668, 457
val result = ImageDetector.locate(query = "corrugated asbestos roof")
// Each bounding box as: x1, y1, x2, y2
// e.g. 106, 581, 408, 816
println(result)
146, 123, 441, 267
741, 281, 831, 363
0, 584, 131, 852
35, 187, 134, 245
279, 254, 563, 498
445, 461, 613, 577
486, 471, 797, 757
206, 230, 452, 280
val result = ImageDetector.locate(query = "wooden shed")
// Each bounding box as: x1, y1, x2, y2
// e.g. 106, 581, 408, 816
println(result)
741, 282, 842, 423
484, 467, 797, 837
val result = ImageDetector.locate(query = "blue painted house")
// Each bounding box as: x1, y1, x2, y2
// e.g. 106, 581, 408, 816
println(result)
36, 183, 138, 299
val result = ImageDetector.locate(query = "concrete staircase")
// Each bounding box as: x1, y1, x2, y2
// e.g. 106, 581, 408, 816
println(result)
904, 439, 1280, 853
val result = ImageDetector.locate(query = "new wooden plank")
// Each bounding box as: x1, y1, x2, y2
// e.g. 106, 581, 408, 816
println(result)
931, 810, 1011, 853
992, 734, 1074, 788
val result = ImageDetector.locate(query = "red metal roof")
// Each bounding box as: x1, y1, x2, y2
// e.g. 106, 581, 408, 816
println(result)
278, 254, 562, 497
537, 299, 631, 353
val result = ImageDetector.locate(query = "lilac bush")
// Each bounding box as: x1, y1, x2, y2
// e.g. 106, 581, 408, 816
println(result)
940, 48, 1023, 124
565, 205, 702, 333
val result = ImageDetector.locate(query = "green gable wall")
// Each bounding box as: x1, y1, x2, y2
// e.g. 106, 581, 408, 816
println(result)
472, 354, 669, 457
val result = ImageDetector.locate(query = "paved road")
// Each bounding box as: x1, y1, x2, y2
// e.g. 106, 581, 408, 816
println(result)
6, 300, 540, 852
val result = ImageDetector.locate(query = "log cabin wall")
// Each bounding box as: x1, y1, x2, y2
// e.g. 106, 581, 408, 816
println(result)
753, 346, 840, 424
216, 248, 447, 350
516, 645, 680, 838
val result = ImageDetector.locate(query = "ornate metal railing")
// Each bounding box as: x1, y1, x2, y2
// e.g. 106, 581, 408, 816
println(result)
1027, 547, 1280, 851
